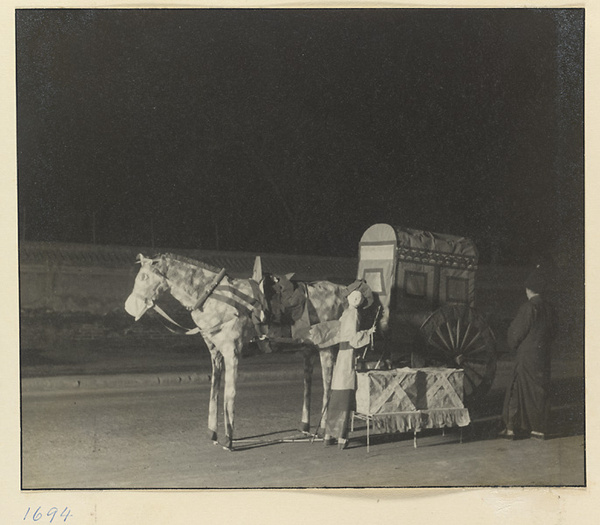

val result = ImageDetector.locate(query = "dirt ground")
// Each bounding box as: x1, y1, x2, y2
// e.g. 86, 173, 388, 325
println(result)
21, 370, 585, 489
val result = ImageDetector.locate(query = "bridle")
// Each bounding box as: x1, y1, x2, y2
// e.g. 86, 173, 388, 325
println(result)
133, 254, 267, 338
136, 256, 225, 334
135, 257, 170, 306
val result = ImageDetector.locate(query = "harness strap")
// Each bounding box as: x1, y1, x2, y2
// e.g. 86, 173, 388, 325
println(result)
210, 293, 253, 316
192, 268, 227, 311
215, 284, 259, 308
209, 281, 268, 338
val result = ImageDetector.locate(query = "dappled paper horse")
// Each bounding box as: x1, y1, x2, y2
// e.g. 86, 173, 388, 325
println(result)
124, 253, 267, 450
124, 253, 357, 449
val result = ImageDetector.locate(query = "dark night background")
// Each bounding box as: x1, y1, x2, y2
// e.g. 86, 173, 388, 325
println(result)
16, 8, 584, 265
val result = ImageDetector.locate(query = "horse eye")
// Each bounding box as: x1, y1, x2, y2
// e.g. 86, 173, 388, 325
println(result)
139, 273, 148, 281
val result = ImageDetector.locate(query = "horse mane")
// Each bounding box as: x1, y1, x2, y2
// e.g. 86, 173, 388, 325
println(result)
162, 253, 223, 274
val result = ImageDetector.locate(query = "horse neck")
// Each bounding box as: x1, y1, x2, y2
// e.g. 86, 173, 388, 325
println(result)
161, 256, 220, 310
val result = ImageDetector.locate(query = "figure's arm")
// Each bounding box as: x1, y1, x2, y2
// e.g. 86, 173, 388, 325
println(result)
348, 327, 372, 349
507, 302, 533, 350
340, 309, 373, 349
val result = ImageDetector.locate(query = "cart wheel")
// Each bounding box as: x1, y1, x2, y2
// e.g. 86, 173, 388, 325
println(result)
419, 304, 497, 402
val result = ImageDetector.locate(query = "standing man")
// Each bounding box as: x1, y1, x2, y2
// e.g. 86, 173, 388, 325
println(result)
499, 266, 558, 440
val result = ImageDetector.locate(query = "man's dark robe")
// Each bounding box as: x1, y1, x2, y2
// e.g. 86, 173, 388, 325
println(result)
502, 294, 557, 434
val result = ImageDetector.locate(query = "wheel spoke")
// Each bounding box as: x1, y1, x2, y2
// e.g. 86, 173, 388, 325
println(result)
463, 371, 476, 396
458, 321, 472, 350
427, 336, 453, 356
460, 355, 493, 365
463, 363, 486, 380
446, 321, 457, 350
463, 343, 492, 357
434, 326, 454, 353
455, 318, 462, 349
460, 330, 483, 353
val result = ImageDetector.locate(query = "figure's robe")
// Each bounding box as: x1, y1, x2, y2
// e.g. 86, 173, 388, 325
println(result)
502, 295, 557, 434
325, 307, 371, 440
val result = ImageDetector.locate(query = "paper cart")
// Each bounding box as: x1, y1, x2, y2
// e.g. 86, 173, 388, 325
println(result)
357, 224, 497, 402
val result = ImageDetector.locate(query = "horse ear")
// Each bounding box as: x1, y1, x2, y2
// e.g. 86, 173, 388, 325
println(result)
285, 273, 295, 281
252, 256, 263, 282
136, 253, 150, 265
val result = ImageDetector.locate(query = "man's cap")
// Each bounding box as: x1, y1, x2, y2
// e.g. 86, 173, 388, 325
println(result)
525, 265, 547, 294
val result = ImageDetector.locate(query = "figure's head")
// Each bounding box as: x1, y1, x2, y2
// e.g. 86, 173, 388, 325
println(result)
124, 254, 168, 320
344, 279, 373, 309
347, 289, 364, 309
524, 266, 547, 297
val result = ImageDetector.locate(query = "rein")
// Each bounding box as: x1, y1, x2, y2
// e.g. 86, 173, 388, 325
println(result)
153, 304, 200, 335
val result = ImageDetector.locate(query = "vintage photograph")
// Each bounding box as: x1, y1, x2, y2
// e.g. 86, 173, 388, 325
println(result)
16, 7, 584, 491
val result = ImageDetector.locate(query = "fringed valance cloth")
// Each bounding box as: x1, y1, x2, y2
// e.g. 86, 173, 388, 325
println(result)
369, 408, 470, 434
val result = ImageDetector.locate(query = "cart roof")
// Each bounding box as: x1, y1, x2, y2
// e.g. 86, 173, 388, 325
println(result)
359, 224, 478, 261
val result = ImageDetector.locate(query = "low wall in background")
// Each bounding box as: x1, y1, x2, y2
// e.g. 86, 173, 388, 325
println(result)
18, 241, 357, 315
18, 241, 583, 354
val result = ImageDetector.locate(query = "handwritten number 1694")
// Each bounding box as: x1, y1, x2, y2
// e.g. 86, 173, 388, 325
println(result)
23, 507, 71, 522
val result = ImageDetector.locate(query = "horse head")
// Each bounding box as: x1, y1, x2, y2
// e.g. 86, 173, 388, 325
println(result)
124, 254, 169, 321
260, 272, 306, 325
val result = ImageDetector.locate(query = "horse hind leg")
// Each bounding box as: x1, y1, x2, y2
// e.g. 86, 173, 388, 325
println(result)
300, 346, 317, 434
222, 348, 239, 451
208, 349, 223, 444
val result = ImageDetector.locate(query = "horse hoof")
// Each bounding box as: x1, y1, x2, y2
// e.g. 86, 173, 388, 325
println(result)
213, 441, 219, 446
300, 422, 310, 433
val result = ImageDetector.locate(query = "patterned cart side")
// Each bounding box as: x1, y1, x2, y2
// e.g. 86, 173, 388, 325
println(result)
352, 367, 471, 451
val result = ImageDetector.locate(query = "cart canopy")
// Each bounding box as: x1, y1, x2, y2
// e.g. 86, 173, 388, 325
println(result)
357, 224, 479, 320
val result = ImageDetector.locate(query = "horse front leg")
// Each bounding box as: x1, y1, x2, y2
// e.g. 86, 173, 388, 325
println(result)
320, 345, 337, 442
222, 349, 239, 451
299, 346, 316, 434
208, 349, 223, 444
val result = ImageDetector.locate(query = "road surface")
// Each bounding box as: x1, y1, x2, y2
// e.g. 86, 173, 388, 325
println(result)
21, 377, 585, 489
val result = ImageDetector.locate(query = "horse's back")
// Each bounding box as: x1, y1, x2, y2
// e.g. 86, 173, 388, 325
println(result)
306, 281, 346, 322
